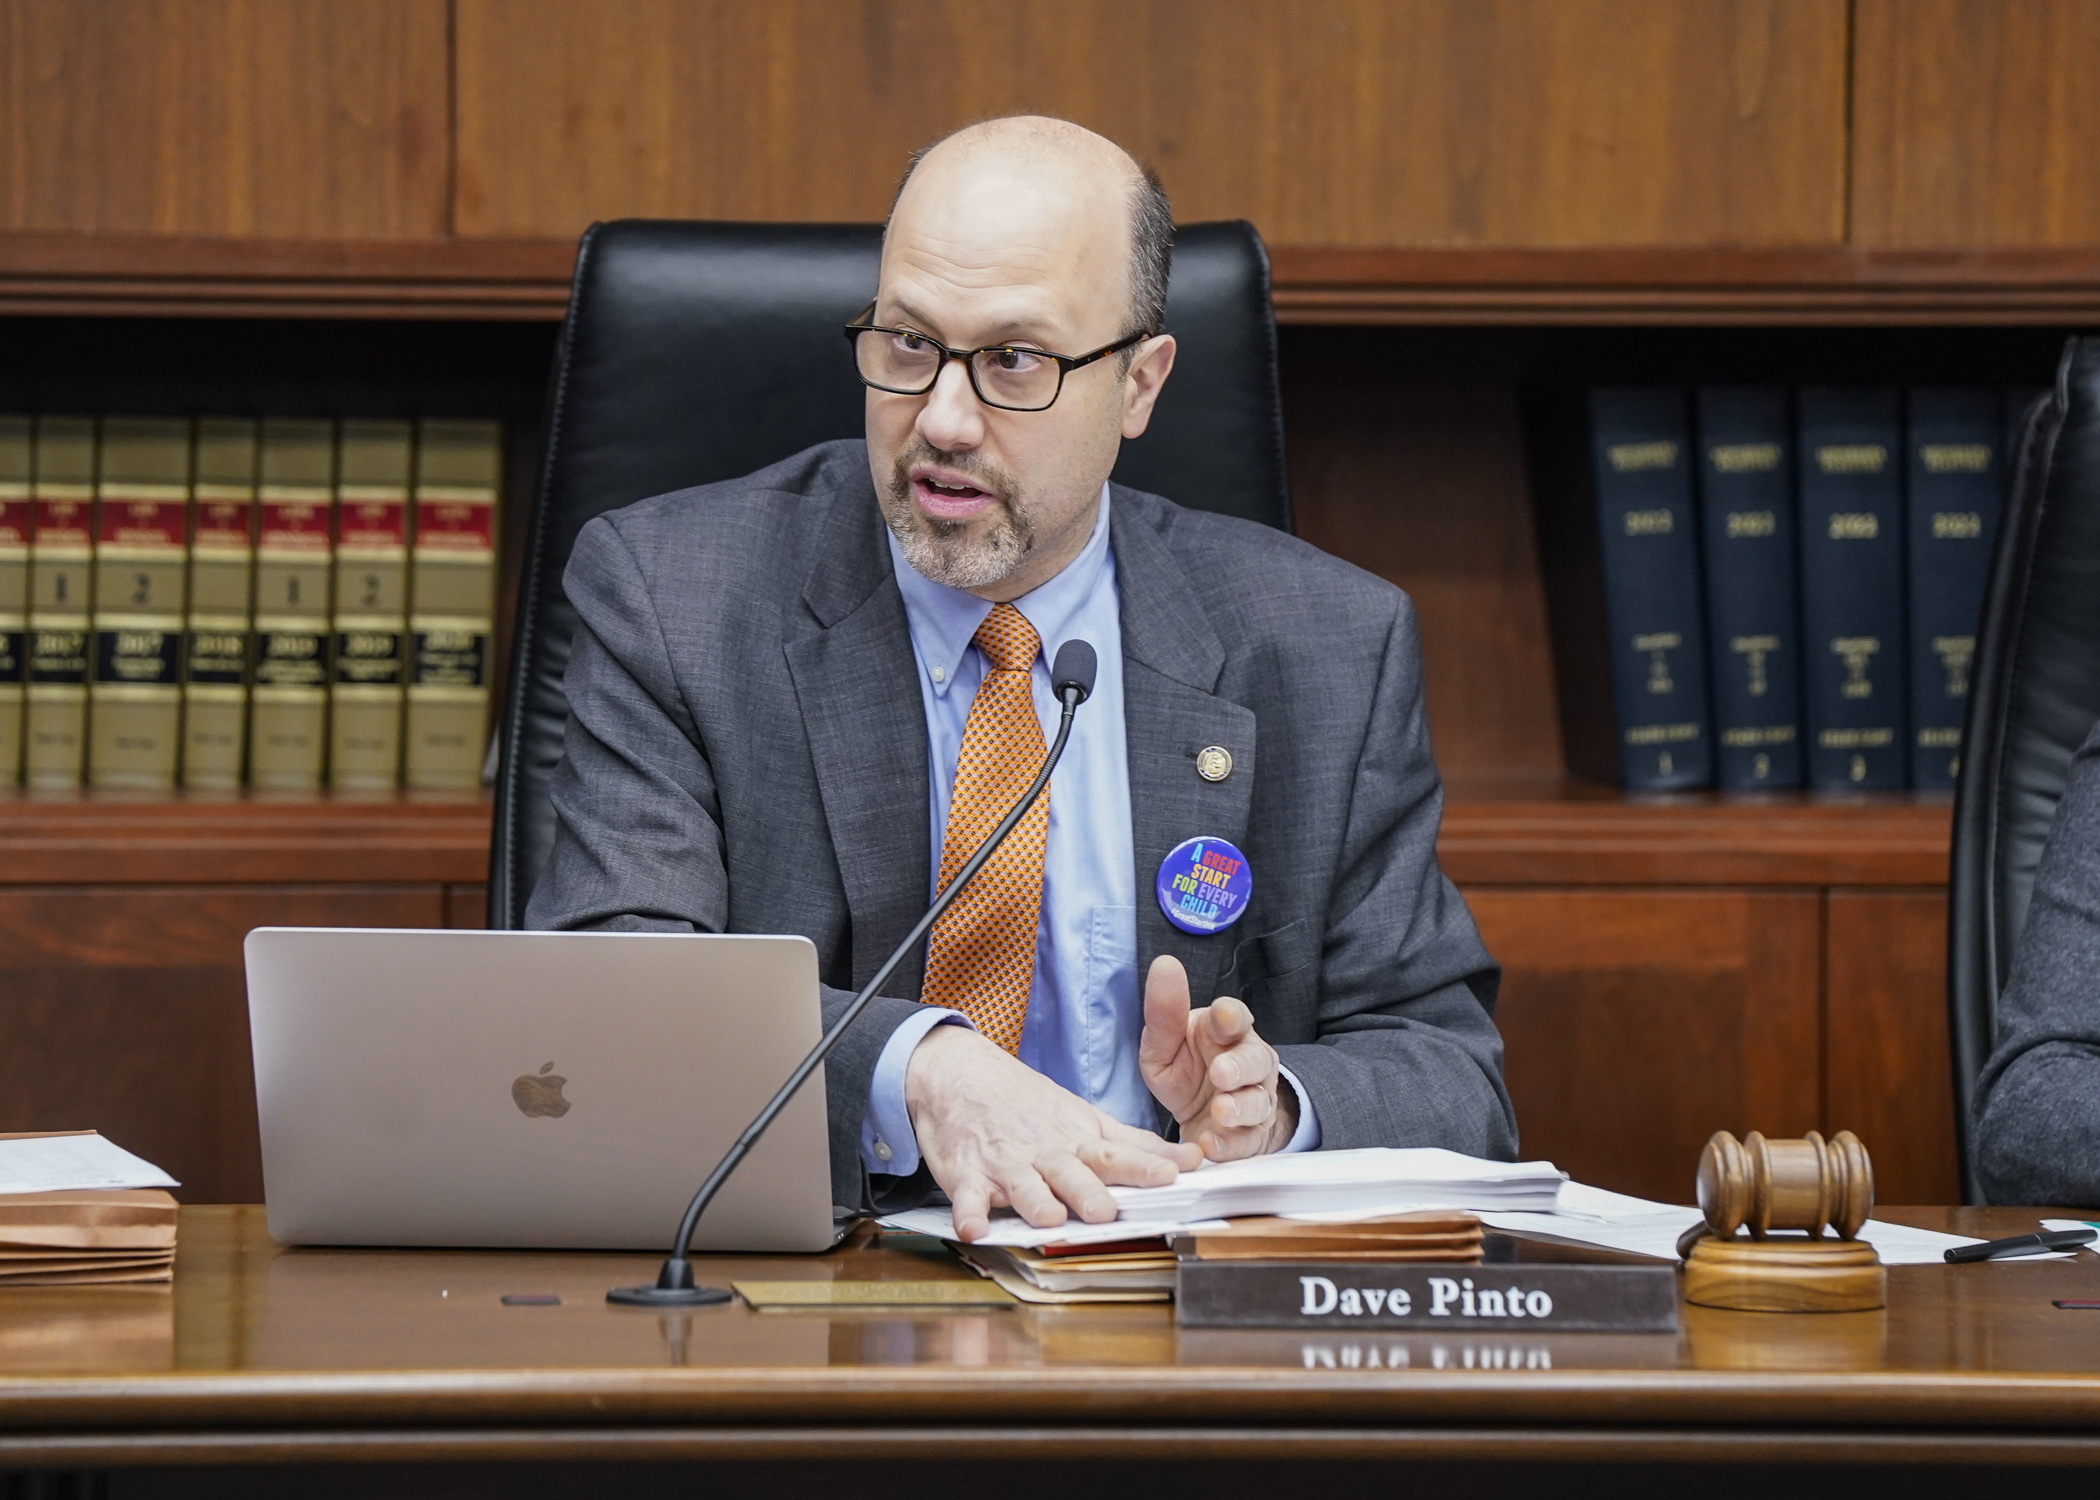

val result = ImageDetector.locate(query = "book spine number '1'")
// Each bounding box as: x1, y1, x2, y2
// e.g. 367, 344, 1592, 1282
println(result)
1589, 389, 1713, 790
249, 419, 335, 791
25, 416, 96, 789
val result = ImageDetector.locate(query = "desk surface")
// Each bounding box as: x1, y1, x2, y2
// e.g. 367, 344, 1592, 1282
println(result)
5, 1206, 2100, 1470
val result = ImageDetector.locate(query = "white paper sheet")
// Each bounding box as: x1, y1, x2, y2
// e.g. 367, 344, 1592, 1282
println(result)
1480, 1182, 1990, 1266
880, 1208, 1230, 1250
0, 1134, 179, 1195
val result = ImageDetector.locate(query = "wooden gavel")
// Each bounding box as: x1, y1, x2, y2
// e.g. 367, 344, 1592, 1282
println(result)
1696, 1130, 1874, 1241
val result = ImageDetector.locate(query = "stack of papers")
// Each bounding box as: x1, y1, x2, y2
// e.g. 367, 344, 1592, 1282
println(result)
1188, 1210, 1484, 1262
955, 1239, 1178, 1304
883, 1147, 1565, 1251
0, 1134, 181, 1287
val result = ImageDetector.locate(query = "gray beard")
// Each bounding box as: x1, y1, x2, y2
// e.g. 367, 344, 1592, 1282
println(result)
880, 451, 1037, 591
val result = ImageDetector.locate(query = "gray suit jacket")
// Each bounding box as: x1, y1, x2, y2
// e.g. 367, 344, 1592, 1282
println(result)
526, 440, 1515, 1213
1974, 715, 2100, 1205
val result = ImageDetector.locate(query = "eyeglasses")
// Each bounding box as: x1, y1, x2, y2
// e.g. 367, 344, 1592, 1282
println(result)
843, 303, 1152, 413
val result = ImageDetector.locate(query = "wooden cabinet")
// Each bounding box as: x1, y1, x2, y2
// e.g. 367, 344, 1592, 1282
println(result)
0, 800, 488, 1202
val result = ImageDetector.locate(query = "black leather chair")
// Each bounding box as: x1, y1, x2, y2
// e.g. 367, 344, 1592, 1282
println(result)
1950, 336, 2100, 1202
489, 218, 1291, 929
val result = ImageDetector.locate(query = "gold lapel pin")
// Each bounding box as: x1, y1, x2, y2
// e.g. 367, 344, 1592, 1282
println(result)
1196, 745, 1233, 783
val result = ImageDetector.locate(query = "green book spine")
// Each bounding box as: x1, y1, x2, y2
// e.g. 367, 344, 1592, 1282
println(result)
330, 420, 412, 790
248, 419, 335, 791
406, 419, 501, 791
183, 418, 259, 790
25, 415, 96, 789
89, 418, 191, 790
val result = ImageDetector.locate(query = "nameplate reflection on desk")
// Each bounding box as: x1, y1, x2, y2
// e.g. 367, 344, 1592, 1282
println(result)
1174, 1330, 1679, 1372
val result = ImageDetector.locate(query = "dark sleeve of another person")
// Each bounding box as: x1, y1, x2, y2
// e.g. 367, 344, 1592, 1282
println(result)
1975, 716, 2100, 1206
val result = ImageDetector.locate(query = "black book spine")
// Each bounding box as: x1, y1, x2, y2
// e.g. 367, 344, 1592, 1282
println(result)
1906, 389, 2002, 791
1589, 388, 1712, 789
1695, 386, 1802, 789
1796, 388, 1908, 790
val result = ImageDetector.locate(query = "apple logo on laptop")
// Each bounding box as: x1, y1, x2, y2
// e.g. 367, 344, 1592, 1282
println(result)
512, 1062, 571, 1119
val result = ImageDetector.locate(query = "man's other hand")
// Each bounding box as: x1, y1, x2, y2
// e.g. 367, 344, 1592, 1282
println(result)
1139, 954, 1296, 1161
904, 1023, 1203, 1242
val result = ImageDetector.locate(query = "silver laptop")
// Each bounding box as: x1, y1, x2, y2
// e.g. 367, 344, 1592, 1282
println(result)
244, 928, 840, 1252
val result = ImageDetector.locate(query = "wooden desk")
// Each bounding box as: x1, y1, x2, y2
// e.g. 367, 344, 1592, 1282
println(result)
4, 1207, 2100, 1497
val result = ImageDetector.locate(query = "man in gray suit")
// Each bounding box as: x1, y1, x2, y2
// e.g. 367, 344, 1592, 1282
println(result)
528, 116, 1514, 1239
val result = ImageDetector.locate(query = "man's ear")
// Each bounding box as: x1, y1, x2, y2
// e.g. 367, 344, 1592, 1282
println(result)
1119, 334, 1178, 440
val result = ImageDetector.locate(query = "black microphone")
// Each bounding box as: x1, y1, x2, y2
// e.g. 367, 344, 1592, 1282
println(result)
610, 638, 1100, 1306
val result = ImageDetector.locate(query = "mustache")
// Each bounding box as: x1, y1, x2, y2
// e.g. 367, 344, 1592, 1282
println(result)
888, 442, 1018, 512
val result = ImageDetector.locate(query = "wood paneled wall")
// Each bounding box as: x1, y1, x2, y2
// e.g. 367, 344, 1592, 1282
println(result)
452, 0, 1849, 246
0, 0, 448, 238
1852, 0, 2100, 246
11, 0, 2100, 252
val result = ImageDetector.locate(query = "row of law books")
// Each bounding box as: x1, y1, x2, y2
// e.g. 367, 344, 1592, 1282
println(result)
1589, 384, 2034, 793
0, 414, 501, 792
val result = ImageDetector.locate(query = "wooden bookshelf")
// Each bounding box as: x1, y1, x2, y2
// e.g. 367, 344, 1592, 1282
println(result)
7, 236, 2100, 326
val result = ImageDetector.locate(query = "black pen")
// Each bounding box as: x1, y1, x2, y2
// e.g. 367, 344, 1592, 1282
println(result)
1945, 1228, 2097, 1263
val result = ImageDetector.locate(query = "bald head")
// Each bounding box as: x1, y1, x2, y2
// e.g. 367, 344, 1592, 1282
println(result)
864, 115, 1179, 601
887, 116, 1172, 341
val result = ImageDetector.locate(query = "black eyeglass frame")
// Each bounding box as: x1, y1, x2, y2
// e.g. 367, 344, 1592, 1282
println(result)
843, 302, 1154, 412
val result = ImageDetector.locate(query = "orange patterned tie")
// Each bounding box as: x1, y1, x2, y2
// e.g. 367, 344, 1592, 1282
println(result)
919, 603, 1049, 1053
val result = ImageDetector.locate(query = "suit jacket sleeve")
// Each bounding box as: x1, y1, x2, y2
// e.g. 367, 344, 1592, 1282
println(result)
1974, 716, 2100, 1206
1270, 595, 1519, 1160
525, 515, 931, 1216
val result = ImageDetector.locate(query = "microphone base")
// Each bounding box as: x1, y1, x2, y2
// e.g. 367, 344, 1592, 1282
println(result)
606, 1283, 734, 1307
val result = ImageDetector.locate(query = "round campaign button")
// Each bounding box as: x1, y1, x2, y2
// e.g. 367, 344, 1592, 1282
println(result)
1156, 836, 1253, 936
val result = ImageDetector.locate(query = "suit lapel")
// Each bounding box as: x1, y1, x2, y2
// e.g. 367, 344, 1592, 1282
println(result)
1111, 493, 1257, 1010
783, 485, 933, 998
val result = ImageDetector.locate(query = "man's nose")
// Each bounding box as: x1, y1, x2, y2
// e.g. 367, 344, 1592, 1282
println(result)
915, 358, 986, 452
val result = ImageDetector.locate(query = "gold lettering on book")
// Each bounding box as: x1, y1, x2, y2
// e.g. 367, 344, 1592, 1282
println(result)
1623, 508, 1674, 536
1626, 722, 1700, 746
1918, 727, 1962, 749
1633, 632, 1680, 694
1817, 727, 1894, 749
1922, 443, 1990, 473
1828, 512, 1880, 540
1730, 634, 1780, 696
1725, 510, 1776, 538
1933, 634, 1975, 697
1932, 511, 1982, 539
1722, 725, 1796, 748
1832, 637, 1880, 698
1608, 441, 1677, 471
1710, 443, 1779, 473
1817, 445, 1887, 474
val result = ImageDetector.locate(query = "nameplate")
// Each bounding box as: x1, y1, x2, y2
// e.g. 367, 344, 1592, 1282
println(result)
1174, 1259, 1679, 1332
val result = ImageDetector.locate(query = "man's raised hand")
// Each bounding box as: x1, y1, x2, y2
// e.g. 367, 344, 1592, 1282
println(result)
1138, 954, 1296, 1160
904, 1023, 1202, 1242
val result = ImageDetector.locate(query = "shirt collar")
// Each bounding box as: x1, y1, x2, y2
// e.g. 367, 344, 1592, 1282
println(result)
887, 483, 1113, 698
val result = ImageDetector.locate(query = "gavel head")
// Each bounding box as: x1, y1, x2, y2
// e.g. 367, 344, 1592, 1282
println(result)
1697, 1130, 1874, 1241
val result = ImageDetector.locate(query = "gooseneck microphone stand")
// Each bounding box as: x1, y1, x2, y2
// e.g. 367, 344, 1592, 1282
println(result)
609, 640, 1098, 1307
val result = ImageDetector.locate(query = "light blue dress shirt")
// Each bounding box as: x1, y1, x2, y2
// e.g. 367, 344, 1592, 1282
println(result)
861, 487, 1319, 1177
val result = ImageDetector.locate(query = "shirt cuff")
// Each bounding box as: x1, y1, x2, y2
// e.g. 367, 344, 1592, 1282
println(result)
1275, 1063, 1322, 1154
862, 1007, 967, 1177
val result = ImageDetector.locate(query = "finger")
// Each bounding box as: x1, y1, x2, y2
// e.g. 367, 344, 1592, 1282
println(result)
1077, 1136, 1188, 1187
1200, 994, 1254, 1047
1208, 1081, 1275, 1131
999, 1164, 1071, 1230
1140, 955, 1192, 1068
949, 1174, 996, 1243
1098, 1117, 1206, 1168
1037, 1150, 1120, 1222
1207, 1033, 1277, 1093
1193, 1122, 1272, 1162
